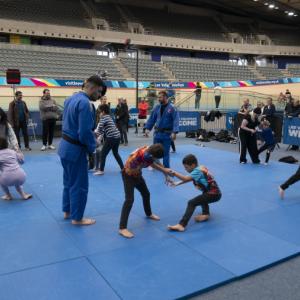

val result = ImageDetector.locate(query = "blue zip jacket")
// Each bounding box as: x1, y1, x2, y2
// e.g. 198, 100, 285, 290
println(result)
145, 102, 179, 137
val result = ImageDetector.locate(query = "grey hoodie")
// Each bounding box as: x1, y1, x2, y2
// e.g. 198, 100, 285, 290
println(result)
39, 96, 59, 121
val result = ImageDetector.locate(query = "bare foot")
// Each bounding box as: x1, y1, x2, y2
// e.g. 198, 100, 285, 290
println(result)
147, 214, 160, 221
64, 212, 70, 219
72, 218, 96, 226
279, 187, 285, 200
168, 224, 185, 232
1, 194, 12, 201
22, 193, 32, 200
194, 214, 210, 222
119, 229, 134, 238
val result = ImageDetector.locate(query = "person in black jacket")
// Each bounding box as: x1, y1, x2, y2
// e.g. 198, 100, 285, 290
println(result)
115, 98, 129, 146
238, 108, 261, 164
262, 98, 276, 121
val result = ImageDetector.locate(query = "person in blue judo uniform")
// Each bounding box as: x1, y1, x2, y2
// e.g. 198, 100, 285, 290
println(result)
58, 75, 107, 225
145, 90, 179, 168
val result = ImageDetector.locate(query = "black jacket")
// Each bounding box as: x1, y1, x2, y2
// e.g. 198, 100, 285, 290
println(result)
115, 103, 129, 124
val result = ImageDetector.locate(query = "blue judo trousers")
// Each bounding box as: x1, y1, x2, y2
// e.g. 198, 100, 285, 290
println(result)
145, 102, 179, 168
58, 91, 96, 221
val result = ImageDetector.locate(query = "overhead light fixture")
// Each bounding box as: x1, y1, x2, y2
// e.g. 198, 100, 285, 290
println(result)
288, 11, 294, 16
269, 4, 275, 9
275, 6, 279, 9
264, 2, 269, 5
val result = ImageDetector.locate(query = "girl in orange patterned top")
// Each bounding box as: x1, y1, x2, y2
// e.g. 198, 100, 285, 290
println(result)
119, 143, 171, 238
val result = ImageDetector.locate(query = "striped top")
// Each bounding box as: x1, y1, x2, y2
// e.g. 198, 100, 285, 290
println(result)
96, 114, 120, 139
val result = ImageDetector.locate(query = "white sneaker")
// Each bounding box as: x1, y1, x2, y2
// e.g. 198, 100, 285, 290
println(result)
94, 171, 104, 176
41, 145, 47, 151
48, 145, 56, 150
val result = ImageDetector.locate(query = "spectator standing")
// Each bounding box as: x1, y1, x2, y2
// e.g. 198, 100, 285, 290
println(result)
194, 82, 202, 110
262, 97, 276, 121
239, 99, 253, 115
39, 89, 59, 151
285, 89, 292, 99
115, 98, 129, 146
137, 98, 149, 134
214, 84, 222, 109
8, 91, 31, 151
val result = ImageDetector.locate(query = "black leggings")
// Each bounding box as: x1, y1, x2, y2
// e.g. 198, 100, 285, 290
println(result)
215, 96, 221, 109
179, 193, 221, 227
100, 137, 124, 172
42, 119, 56, 146
171, 140, 176, 152
281, 166, 300, 190
239, 129, 260, 163
258, 143, 275, 163
117, 122, 128, 144
119, 174, 152, 229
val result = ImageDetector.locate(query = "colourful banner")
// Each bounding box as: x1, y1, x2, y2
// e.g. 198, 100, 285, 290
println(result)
0, 77, 300, 89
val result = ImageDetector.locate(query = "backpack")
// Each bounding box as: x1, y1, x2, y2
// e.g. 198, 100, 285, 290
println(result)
278, 156, 299, 164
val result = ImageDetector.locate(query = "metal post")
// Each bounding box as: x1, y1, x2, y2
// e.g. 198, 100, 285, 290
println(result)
135, 49, 139, 108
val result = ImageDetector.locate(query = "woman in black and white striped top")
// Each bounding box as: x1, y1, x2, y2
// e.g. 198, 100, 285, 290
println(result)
94, 104, 124, 175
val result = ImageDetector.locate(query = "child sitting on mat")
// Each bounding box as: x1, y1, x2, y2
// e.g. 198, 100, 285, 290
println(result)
257, 120, 276, 165
167, 154, 221, 232
119, 143, 171, 239
0, 138, 32, 200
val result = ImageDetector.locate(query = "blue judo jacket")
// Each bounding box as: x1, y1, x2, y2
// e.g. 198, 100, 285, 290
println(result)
58, 91, 96, 162
145, 102, 179, 138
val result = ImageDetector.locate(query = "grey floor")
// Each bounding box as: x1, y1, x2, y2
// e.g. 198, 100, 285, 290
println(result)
24, 129, 300, 300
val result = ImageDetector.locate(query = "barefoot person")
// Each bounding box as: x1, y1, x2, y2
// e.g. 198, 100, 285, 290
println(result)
168, 154, 221, 232
0, 138, 32, 200
58, 75, 106, 226
119, 144, 170, 238
279, 166, 300, 199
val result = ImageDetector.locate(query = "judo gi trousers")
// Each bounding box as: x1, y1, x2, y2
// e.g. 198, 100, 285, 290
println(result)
153, 134, 172, 168
61, 151, 89, 221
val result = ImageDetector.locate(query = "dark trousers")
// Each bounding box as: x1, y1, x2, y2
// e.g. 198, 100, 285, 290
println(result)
119, 173, 152, 229
100, 137, 124, 171
258, 143, 275, 163
195, 95, 201, 109
14, 120, 29, 148
117, 122, 128, 144
42, 119, 56, 146
238, 129, 260, 163
215, 96, 221, 108
281, 166, 300, 190
179, 193, 221, 227
171, 140, 176, 152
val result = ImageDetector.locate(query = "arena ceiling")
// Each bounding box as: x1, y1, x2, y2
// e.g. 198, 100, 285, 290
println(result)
172, 0, 300, 25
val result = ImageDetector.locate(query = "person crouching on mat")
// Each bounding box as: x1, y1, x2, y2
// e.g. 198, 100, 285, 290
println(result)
167, 154, 221, 232
238, 108, 260, 164
119, 144, 171, 238
279, 167, 300, 199
257, 120, 276, 165
0, 138, 32, 200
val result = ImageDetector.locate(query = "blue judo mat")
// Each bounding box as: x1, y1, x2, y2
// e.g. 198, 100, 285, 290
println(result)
0, 145, 300, 300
